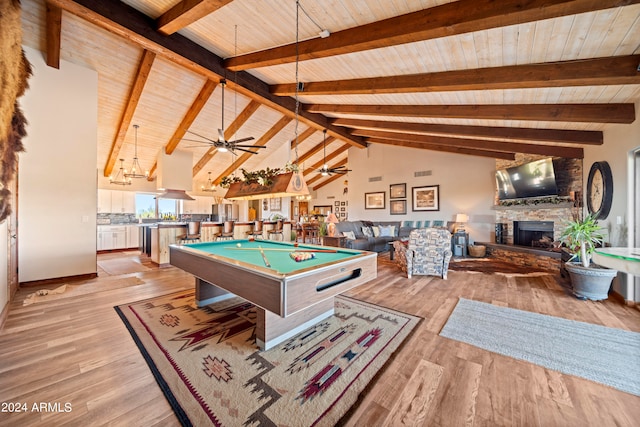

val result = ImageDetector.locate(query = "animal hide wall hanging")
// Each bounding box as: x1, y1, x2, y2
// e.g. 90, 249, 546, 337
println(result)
0, 0, 32, 222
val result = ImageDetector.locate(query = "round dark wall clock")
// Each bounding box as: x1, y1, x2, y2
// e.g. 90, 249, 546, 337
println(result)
586, 161, 613, 220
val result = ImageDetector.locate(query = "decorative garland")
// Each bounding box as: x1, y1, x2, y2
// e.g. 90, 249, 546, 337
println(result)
220, 162, 299, 188
497, 195, 572, 207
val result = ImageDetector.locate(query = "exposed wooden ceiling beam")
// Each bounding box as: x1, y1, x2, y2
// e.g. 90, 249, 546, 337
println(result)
45, 3, 62, 69
291, 126, 316, 150
307, 103, 635, 124
225, 0, 639, 71
303, 144, 350, 176
213, 115, 292, 184
48, 0, 366, 148
307, 159, 349, 186
272, 55, 640, 96
103, 49, 156, 177
166, 80, 218, 155
297, 136, 336, 165
367, 138, 516, 160
146, 79, 218, 181
332, 118, 603, 145
192, 100, 261, 176
361, 129, 583, 158
312, 167, 349, 191
156, 0, 234, 35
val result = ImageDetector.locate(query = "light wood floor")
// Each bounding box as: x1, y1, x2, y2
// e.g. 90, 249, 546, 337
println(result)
1, 252, 639, 426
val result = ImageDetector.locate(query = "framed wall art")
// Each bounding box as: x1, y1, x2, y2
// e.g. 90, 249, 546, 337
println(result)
389, 183, 406, 199
412, 185, 440, 211
269, 197, 281, 211
364, 192, 385, 209
390, 199, 406, 215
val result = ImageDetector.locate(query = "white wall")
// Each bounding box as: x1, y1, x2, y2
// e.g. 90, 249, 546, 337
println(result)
18, 46, 98, 282
585, 101, 640, 301
0, 219, 7, 313
314, 144, 497, 242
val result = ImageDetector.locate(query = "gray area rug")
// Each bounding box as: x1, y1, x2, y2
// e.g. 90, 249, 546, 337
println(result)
440, 298, 640, 396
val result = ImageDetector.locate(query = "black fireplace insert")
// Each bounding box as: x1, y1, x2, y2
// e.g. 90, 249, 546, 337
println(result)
513, 221, 554, 248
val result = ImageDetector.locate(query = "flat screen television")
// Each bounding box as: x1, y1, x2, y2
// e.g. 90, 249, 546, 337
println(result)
496, 158, 558, 200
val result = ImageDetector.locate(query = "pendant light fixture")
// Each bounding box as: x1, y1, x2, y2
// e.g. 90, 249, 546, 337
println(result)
124, 124, 148, 179
224, 1, 310, 201
109, 158, 132, 186
202, 172, 216, 192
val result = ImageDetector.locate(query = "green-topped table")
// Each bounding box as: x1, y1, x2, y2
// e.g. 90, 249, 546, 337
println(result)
592, 248, 640, 276
169, 239, 377, 350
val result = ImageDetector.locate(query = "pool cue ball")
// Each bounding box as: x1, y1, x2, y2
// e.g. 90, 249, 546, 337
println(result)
236, 243, 242, 247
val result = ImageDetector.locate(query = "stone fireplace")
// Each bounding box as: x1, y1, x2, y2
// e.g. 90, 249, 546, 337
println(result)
485, 155, 583, 272
493, 155, 582, 246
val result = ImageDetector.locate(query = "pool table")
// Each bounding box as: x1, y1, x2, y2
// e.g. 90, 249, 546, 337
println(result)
169, 239, 377, 350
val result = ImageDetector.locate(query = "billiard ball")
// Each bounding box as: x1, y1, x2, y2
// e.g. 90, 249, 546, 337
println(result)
236, 243, 242, 247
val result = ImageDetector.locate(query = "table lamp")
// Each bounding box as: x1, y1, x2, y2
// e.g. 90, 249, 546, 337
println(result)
326, 212, 339, 237
455, 213, 469, 232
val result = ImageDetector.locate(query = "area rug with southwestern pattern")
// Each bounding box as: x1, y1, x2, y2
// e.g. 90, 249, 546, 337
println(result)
115, 290, 420, 426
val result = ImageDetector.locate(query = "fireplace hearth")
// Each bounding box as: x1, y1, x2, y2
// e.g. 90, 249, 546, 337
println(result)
513, 221, 554, 248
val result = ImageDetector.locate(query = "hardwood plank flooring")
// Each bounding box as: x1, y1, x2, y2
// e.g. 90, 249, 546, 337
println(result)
1, 252, 638, 426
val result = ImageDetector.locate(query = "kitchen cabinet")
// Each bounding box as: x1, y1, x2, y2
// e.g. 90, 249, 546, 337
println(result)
126, 225, 139, 248
98, 189, 136, 213
97, 225, 127, 250
182, 196, 213, 214
110, 191, 136, 213
97, 189, 111, 213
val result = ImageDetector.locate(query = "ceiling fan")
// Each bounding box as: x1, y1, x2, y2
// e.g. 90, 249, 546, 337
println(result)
318, 130, 351, 176
182, 79, 265, 155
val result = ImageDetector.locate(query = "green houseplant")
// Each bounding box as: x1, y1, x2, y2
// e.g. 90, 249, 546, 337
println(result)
559, 213, 617, 300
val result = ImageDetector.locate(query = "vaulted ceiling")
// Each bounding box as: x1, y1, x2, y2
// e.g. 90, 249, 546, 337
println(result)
21, 0, 640, 192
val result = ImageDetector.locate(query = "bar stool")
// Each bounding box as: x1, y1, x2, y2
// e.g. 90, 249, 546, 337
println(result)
178, 221, 201, 244
216, 221, 235, 240
247, 220, 264, 240
267, 219, 284, 241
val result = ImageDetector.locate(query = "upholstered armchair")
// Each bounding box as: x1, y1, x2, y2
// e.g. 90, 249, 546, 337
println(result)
393, 228, 453, 279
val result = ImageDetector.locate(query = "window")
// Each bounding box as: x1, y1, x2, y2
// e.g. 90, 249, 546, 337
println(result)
136, 193, 156, 219
134, 193, 179, 219
158, 198, 177, 219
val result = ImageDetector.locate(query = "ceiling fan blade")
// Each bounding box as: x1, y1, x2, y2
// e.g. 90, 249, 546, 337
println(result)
181, 138, 214, 144
227, 136, 255, 144
183, 144, 215, 149
234, 144, 266, 149
233, 147, 260, 155
186, 130, 218, 144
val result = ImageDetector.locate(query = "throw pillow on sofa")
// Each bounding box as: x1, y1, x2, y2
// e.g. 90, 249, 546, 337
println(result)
372, 226, 380, 237
361, 226, 373, 237
379, 225, 393, 237
343, 231, 356, 240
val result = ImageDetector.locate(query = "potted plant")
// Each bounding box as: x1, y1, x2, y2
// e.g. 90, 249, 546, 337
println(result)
559, 213, 617, 300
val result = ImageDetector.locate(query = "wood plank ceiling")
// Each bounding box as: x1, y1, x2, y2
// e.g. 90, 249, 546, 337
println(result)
21, 0, 640, 192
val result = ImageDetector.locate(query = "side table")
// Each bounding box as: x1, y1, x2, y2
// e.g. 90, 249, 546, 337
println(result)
322, 235, 346, 248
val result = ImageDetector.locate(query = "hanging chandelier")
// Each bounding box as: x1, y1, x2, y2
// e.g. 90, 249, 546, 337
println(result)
124, 124, 148, 179
109, 158, 132, 186
224, 0, 310, 201
202, 172, 216, 192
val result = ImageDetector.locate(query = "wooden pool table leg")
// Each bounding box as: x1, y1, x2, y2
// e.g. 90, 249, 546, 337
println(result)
255, 297, 335, 350
195, 278, 234, 307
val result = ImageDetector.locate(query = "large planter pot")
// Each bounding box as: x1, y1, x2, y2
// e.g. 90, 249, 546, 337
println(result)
564, 262, 618, 301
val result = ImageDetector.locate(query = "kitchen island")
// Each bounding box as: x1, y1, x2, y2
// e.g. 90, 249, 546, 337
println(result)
148, 221, 294, 266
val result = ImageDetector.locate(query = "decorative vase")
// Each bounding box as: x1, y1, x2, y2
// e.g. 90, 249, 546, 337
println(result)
564, 262, 618, 301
